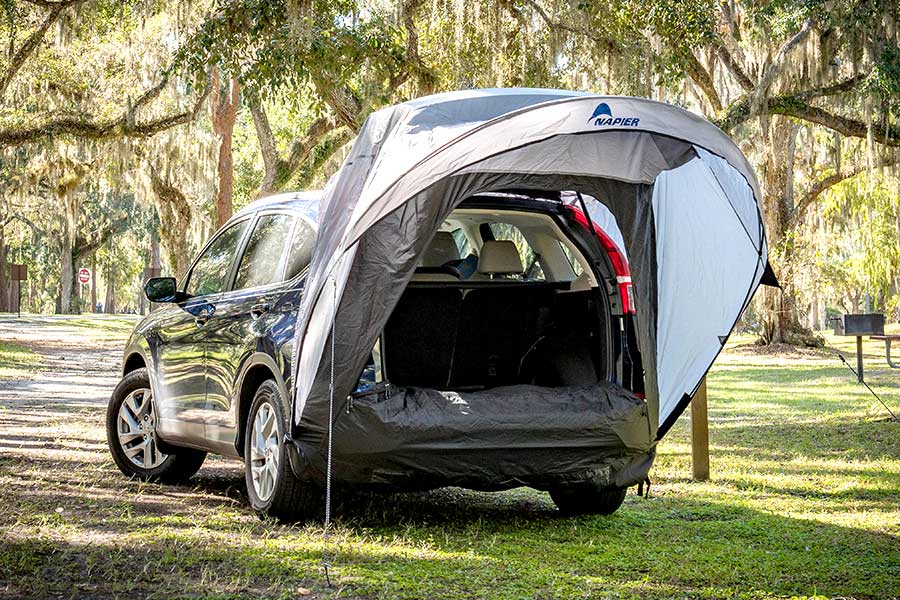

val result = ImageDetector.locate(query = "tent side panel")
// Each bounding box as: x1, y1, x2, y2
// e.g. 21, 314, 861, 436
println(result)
653, 158, 765, 432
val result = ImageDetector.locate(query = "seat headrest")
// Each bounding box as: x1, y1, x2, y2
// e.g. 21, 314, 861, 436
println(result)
477, 240, 524, 275
421, 232, 460, 267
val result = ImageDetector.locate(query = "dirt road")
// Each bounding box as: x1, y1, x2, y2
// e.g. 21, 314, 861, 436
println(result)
0, 316, 253, 599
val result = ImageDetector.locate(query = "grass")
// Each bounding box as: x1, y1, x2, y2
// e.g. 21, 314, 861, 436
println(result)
0, 320, 898, 599
0, 340, 41, 379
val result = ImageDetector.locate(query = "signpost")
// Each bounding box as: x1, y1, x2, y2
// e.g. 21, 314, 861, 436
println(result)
10, 264, 27, 318
77, 268, 91, 313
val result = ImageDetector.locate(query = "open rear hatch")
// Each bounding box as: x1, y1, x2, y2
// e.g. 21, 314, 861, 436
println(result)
318, 195, 651, 490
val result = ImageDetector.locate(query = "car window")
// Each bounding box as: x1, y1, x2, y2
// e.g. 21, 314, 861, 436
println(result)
451, 228, 473, 257
488, 222, 545, 280
283, 218, 316, 280
558, 241, 585, 276
184, 220, 249, 297
234, 214, 295, 290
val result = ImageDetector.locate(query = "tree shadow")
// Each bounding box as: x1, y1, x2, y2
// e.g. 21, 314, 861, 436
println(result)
3, 492, 898, 599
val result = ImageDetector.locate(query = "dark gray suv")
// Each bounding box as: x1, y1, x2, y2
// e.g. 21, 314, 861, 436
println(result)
107, 191, 642, 521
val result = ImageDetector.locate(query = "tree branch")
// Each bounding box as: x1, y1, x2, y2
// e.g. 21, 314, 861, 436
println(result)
770, 100, 900, 146
718, 87, 900, 147
752, 18, 815, 105
791, 155, 900, 223
250, 99, 337, 196
5, 213, 48, 237
684, 52, 722, 112
513, 0, 623, 56
0, 0, 86, 98
401, 0, 435, 95
73, 217, 128, 260
0, 78, 210, 146
794, 72, 870, 101
715, 44, 754, 91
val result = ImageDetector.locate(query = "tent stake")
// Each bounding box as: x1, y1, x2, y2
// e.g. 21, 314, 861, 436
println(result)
691, 378, 710, 481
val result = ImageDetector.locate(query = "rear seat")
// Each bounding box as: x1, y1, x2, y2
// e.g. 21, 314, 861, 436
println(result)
470, 240, 523, 281
385, 287, 463, 387
385, 235, 563, 389
412, 232, 462, 282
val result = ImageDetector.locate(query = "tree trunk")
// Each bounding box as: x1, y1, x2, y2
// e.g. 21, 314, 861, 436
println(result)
210, 67, 239, 228
148, 168, 193, 278
58, 188, 78, 314
758, 117, 821, 346
105, 251, 115, 314
0, 228, 8, 312
145, 232, 161, 314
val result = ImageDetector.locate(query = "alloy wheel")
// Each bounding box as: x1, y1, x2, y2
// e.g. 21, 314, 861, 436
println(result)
117, 387, 166, 469
250, 401, 280, 502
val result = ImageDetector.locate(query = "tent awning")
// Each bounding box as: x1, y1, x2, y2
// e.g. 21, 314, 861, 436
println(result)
290, 89, 768, 448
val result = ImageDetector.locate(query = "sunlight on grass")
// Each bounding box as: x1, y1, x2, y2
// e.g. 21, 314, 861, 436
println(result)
1, 325, 899, 599
0, 340, 41, 380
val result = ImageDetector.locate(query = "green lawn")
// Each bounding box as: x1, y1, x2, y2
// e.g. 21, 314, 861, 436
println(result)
0, 340, 40, 379
1, 325, 898, 599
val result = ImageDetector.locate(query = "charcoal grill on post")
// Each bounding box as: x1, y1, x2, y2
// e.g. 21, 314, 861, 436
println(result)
833, 313, 884, 382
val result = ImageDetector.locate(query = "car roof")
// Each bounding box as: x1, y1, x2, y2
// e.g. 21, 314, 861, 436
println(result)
231, 191, 323, 227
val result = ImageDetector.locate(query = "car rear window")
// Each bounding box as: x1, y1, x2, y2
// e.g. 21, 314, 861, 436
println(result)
284, 218, 316, 280
487, 222, 545, 280
234, 214, 295, 290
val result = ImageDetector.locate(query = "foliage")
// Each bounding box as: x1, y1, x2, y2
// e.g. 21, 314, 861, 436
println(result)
819, 174, 900, 314
0, 0, 898, 322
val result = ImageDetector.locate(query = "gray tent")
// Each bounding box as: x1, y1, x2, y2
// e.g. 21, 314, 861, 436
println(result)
288, 89, 769, 490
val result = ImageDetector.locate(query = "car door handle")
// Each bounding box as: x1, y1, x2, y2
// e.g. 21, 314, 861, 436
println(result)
250, 303, 271, 319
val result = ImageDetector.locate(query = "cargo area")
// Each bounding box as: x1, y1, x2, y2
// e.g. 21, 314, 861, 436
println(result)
383, 282, 609, 390
324, 200, 650, 490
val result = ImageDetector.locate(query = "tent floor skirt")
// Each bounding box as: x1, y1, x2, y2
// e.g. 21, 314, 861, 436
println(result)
292, 382, 655, 492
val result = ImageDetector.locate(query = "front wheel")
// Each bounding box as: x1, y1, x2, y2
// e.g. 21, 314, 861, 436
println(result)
549, 484, 628, 516
244, 380, 320, 522
106, 368, 206, 482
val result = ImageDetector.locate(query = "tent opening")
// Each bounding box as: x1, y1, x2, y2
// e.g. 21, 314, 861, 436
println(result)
394, 209, 612, 392
332, 192, 650, 491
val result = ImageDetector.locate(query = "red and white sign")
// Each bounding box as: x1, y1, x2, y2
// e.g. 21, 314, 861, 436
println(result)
77, 268, 91, 284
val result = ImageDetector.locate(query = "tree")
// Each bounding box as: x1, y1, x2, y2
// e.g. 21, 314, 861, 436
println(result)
1, 1, 219, 306
0, 1, 211, 149
174, 0, 437, 197
498, 0, 900, 344
209, 66, 240, 226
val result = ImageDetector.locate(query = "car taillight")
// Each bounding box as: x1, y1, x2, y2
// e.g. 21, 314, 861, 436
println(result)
620, 278, 634, 315
566, 205, 636, 314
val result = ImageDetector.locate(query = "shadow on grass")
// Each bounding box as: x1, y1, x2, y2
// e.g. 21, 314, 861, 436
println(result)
2, 491, 898, 599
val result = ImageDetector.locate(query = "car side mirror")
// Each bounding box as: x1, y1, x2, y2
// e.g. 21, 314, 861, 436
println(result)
145, 277, 184, 303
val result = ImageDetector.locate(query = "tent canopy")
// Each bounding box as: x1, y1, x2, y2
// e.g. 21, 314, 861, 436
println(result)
290, 89, 768, 449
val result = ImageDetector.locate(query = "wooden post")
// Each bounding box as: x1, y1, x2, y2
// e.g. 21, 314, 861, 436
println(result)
856, 336, 864, 383
691, 378, 710, 481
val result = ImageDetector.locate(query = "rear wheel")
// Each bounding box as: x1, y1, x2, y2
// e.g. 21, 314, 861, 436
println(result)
244, 380, 320, 522
550, 484, 627, 516
106, 368, 206, 482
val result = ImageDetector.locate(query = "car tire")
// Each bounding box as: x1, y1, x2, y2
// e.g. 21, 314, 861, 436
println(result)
107, 368, 206, 483
549, 484, 628, 516
244, 380, 320, 523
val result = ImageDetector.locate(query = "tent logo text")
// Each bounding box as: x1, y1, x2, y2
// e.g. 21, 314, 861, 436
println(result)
588, 103, 640, 127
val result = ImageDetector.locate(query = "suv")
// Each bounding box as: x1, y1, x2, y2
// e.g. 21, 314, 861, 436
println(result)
107, 191, 642, 519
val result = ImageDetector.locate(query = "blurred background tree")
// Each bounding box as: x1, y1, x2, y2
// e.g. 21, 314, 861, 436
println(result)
0, 0, 897, 342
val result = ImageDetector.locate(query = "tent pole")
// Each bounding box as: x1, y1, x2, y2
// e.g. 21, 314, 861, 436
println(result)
691, 378, 710, 481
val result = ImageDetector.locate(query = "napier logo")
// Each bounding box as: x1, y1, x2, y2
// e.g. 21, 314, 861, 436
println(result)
588, 102, 640, 127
